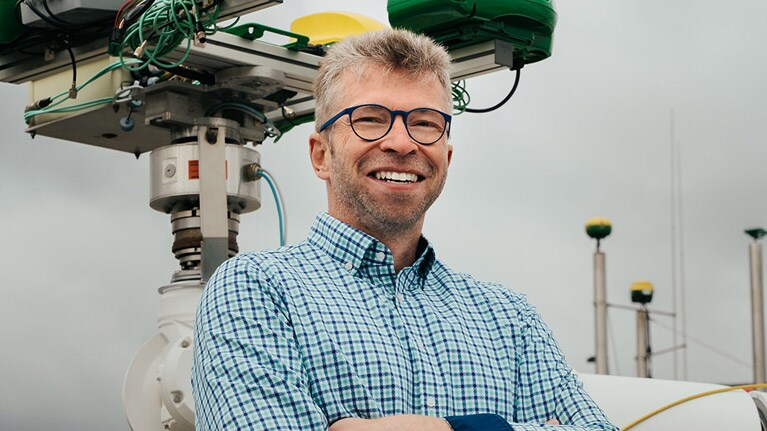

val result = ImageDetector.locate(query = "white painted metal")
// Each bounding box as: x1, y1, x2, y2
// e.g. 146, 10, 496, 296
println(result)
580, 373, 764, 431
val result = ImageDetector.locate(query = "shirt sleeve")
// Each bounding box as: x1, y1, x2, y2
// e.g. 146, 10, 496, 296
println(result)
508, 296, 619, 431
192, 255, 328, 431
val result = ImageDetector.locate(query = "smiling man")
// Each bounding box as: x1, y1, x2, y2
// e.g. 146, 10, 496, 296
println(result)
192, 29, 618, 431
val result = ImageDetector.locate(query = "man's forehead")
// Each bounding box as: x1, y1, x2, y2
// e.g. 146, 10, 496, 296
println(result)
334, 66, 445, 107
343, 64, 433, 84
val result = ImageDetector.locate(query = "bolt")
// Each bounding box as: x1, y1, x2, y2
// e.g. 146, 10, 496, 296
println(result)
282, 106, 295, 120
205, 128, 218, 144
120, 116, 135, 132
164, 164, 176, 178
181, 339, 190, 348
173, 394, 182, 403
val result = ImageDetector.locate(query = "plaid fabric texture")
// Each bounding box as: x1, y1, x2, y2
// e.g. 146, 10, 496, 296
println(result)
193, 213, 618, 431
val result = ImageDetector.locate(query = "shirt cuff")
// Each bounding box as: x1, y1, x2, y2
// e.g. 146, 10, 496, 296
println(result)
444, 414, 514, 431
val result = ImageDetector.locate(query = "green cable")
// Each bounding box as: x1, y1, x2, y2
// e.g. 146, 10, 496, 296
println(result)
25, 59, 142, 123
120, 0, 220, 72
451, 80, 471, 115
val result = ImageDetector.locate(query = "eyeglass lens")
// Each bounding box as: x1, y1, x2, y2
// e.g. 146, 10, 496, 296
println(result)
350, 105, 447, 144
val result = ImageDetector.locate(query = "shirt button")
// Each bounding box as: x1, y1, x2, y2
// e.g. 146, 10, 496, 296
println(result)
375, 251, 386, 261
426, 397, 436, 408
417, 340, 425, 349
344, 261, 353, 271
396, 293, 405, 302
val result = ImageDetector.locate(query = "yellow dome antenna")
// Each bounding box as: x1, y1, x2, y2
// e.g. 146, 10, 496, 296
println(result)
290, 12, 387, 46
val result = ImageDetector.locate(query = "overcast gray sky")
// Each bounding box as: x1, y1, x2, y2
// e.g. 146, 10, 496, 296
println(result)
2, 1, 767, 430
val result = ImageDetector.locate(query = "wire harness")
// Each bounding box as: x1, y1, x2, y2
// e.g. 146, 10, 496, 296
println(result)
115, 0, 228, 72
24, 58, 142, 124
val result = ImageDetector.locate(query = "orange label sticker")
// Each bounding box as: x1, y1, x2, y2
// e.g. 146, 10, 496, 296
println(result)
189, 160, 199, 179
188, 160, 228, 180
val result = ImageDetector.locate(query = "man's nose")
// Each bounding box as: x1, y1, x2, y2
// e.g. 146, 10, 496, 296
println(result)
379, 115, 418, 154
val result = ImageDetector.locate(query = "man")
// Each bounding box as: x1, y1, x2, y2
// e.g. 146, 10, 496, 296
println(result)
193, 28, 618, 431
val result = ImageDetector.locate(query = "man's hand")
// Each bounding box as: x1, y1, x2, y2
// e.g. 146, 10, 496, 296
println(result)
329, 415, 452, 431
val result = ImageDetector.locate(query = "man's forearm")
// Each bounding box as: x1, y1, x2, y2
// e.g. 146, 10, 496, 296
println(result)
329, 415, 451, 431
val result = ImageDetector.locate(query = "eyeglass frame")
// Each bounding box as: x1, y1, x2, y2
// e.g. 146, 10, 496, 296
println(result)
318, 103, 452, 145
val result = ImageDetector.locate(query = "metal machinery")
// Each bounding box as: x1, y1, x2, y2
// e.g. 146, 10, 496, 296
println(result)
631, 280, 654, 378
0, 1, 557, 429
746, 227, 767, 387
586, 216, 612, 375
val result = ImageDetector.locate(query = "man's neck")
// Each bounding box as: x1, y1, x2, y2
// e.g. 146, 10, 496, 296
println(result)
329, 211, 424, 273
376, 228, 422, 273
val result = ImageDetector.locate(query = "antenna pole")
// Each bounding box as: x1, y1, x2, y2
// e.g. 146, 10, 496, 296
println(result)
746, 228, 767, 385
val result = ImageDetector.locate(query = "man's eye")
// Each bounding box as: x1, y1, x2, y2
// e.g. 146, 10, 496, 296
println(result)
354, 116, 388, 124
410, 120, 442, 130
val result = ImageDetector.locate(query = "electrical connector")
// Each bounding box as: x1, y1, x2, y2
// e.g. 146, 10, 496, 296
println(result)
68, 83, 78, 99
24, 98, 52, 113
133, 41, 148, 59
194, 21, 207, 46
108, 28, 125, 57
242, 163, 262, 182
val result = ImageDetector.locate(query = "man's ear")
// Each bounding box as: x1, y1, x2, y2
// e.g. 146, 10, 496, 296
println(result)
447, 143, 453, 166
309, 132, 331, 180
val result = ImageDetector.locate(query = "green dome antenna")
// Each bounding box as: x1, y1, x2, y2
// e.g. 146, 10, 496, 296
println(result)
387, 0, 556, 67
586, 217, 612, 251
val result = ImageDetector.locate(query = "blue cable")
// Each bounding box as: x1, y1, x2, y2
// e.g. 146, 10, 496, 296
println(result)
257, 169, 286, 246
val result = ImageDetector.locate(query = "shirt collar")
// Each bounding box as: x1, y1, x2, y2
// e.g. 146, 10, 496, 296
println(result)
308, 213, 436, 278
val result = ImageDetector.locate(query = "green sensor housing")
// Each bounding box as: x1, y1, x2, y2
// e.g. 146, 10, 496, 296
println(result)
0, 0, 23, 44
388, 0, 556, 67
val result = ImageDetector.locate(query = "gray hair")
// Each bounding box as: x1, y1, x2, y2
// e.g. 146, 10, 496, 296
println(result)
313, 28, 452, 131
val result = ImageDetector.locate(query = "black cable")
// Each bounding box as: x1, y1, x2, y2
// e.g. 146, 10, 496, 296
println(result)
43, 0, 113, 29
41, 0, 79, 28
18, 0, 72, 29
122, 0, 155, 28
18, 0, 112, 31
61, 36, 77, 94
464, 68, 521, 114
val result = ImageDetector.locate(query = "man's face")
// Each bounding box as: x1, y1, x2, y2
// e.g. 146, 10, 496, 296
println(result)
309, 67, 453, 238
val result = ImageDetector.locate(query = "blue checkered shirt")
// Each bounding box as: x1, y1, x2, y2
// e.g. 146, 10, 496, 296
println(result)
193, 213, 617, 430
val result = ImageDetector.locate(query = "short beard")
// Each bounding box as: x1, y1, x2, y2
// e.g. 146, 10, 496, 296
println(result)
329, 143, 446, 238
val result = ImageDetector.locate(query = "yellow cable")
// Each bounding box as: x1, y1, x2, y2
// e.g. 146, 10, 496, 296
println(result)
622, 383, 767, 430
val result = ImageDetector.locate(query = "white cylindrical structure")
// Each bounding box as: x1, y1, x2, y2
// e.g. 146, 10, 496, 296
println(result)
124, 278, 202, 431
636, 308, 650, 378
594, 250, 609, 375
580, 373, 765, 431
750, 241, 766, 385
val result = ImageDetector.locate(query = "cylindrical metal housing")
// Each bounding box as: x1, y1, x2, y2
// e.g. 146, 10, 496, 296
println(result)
594, 251, 609, 375
750, 241, 766, 384
149, 143, 261, 214
170, 209, 240, 270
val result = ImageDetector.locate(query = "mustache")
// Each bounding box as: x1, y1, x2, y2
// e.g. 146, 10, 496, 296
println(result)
358, 153, 433, 175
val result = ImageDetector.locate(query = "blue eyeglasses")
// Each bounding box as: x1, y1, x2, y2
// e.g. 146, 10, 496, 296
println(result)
319, 104, 451, 145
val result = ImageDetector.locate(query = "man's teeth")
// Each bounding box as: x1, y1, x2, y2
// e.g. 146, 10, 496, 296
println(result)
375, 171, 418, 183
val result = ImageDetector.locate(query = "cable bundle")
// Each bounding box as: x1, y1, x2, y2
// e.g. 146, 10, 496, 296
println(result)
24, 58, 142, 124
115, 0, 224, 71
